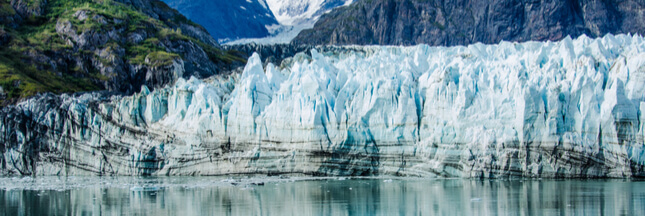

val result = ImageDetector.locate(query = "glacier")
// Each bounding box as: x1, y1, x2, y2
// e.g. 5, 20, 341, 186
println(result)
225, 0, 353, 45
2, 34, 645, 178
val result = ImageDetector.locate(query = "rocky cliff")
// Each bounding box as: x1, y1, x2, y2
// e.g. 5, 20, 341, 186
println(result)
293, 0, 645, 46
2, 35, 644, 178
0, 0, 245, 105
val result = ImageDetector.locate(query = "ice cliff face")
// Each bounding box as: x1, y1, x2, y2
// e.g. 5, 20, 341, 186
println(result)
2, 34, 645, 178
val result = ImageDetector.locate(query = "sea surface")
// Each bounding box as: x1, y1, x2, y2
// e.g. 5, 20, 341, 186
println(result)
1, 176, 644, 215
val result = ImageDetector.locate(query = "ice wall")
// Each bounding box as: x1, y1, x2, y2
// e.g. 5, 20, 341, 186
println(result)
2, 34, 645, 177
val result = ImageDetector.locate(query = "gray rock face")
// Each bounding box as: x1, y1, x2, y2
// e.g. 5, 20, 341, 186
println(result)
0, 0, 47, 28
114, 0, 220, 47
223, 43, 315, 66
293, 0, 645, 46
9, 0, 47, 22
48, 11, 213, 93
223, 43, 387, 68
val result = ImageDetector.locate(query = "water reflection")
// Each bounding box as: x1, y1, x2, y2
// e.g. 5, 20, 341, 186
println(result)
1, 177, 644, 215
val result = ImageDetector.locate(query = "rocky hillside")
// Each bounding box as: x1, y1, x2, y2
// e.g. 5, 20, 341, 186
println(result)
0, 0, 245, 105
293, 0, 645, 46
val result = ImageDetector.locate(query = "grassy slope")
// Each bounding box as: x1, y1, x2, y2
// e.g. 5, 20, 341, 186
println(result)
0, 0, 244, 104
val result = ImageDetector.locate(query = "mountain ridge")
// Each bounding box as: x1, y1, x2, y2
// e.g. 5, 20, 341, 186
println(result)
293, 0, 645, 46
161, 0, 279, 43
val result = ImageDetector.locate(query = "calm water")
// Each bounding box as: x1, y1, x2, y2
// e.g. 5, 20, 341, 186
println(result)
1, 176, 644, 216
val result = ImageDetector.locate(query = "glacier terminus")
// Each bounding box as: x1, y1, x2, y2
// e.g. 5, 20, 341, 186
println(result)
2, 34, 645, 178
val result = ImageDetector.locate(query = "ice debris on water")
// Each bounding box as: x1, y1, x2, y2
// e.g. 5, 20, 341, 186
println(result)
0, 176, 337, 191
130, 186, 162, 192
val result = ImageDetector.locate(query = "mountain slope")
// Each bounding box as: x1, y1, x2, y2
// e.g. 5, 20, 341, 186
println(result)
293, 0, 645, 46
0, 0, 245, 105
266, 0, 353, 25
161, 0, 279, 42
224, 0, 354, 45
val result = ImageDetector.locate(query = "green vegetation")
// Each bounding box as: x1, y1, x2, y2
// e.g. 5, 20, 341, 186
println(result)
0, 0, 242, 105
145, 51, 179, 67
0, 2, 15, 17
0, 48, 99, 100
431, 21, 445, 31
128, 38, 167, 65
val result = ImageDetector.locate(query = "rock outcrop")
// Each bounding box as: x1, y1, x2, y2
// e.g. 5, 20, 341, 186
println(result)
114, 0, 220, 47
293, 0, 645, 46
0, 0, 245, 105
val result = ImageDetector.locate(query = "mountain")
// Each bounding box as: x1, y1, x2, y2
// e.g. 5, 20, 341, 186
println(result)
293, 0, 645, 46
3, 34, 645, 178
161, 0, 279, 42
0, 0, 245, 105
224, 0, 353, 45
266, 0, 353, 25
